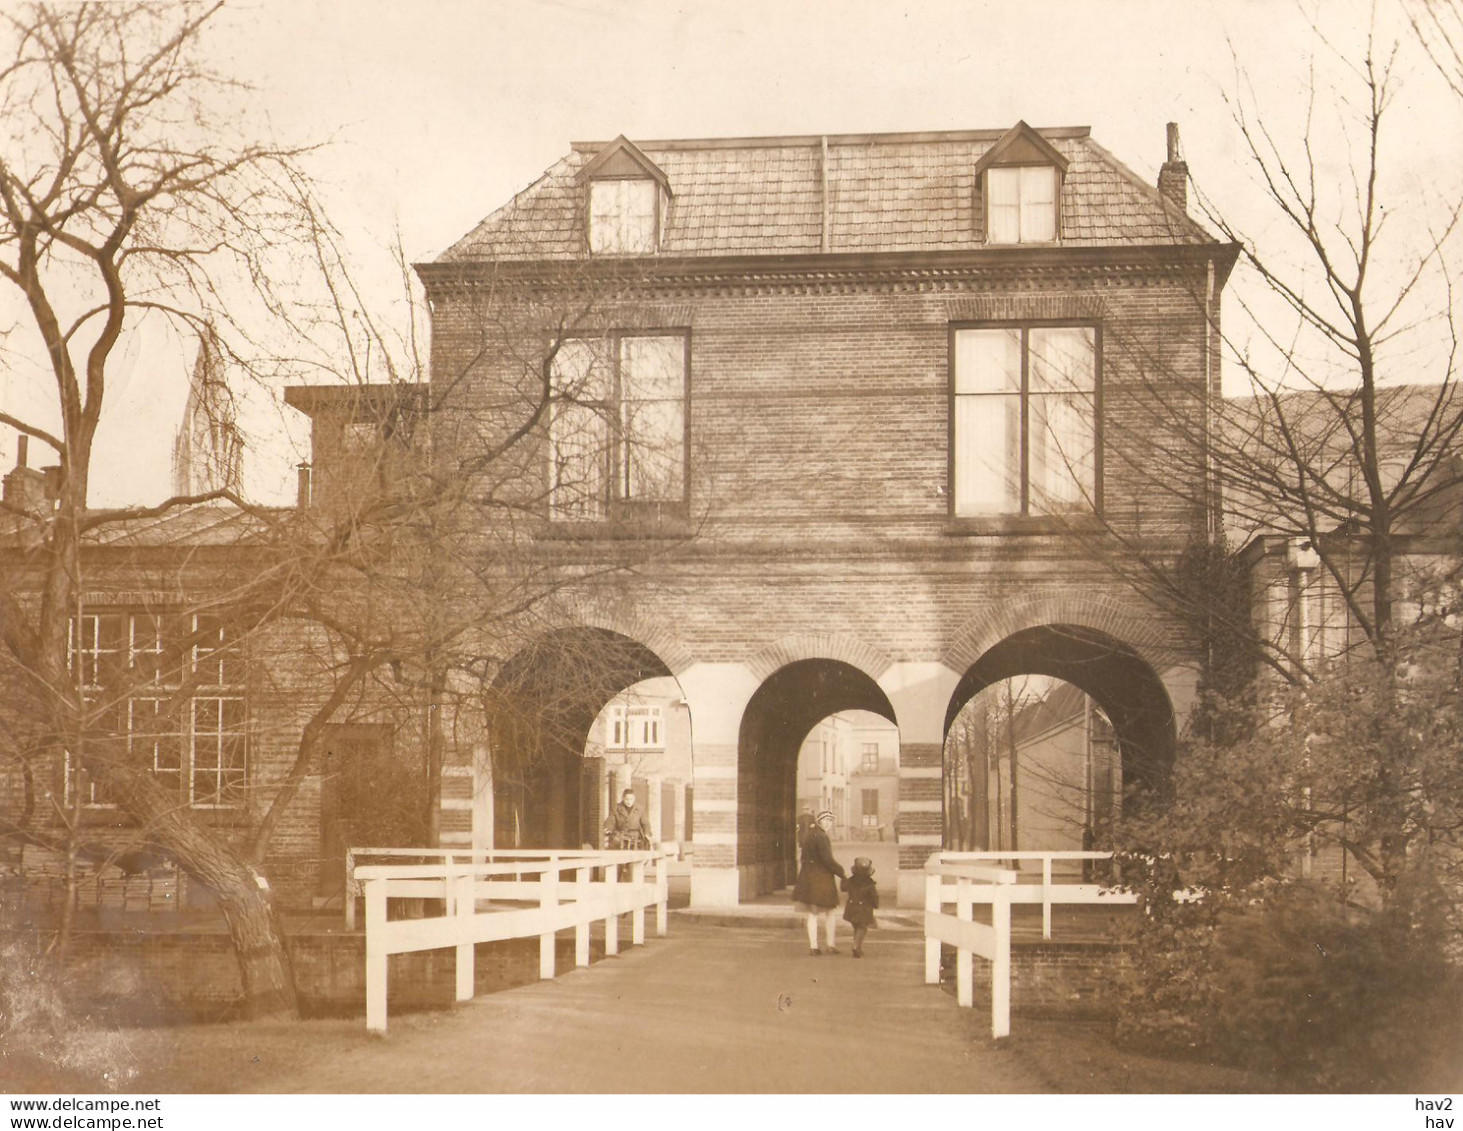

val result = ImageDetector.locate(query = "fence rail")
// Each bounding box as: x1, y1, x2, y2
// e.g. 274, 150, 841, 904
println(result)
355, 847, 673, 1032
923, 850, 1136, 1039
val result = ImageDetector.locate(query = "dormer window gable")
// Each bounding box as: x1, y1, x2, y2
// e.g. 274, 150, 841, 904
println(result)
579, 135, 671, 256
973, 121, 1069, 245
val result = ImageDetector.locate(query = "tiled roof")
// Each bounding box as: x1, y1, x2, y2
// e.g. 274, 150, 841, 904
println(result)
439, 127, 1215, 263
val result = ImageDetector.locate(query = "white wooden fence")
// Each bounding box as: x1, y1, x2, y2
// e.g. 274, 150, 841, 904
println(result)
923, 850, 1137, 1039
354, 847, 672, 1032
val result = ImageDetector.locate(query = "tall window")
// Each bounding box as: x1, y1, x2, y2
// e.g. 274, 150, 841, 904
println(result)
67, 611, 246, 809
861, 789, 879, 827
549, 332, 688, 521
987, 166, 1057, 243
952, 325, 1097, 516
605, 703, 664, 751
589, 178, 658, 254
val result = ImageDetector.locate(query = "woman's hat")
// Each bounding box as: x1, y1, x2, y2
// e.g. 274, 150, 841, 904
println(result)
816, 810, 835, 823
853, 857, 874, 875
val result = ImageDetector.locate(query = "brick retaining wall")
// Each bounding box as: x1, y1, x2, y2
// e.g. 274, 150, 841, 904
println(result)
5, 926, 1130, 1025
2, 928, 598, 1025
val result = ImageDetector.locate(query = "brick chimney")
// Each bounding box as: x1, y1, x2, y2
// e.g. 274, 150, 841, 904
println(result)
1158, 122, 1188, 213
2, 435, 49, 516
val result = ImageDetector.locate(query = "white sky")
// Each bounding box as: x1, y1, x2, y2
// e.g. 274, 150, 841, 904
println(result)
2, 0, 1460, 506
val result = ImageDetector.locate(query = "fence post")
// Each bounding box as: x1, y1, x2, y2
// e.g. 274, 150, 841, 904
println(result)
1042, 855, 1053, 940
365, 877, 388, 1033
956, 876, 974, 1008
604, 864, 620, 957
345, 849, 357, 930
631, 859, 646, 946
575, 866, 592, 966
539, 865, 558, 979
924, 870, 941, 985
991, 882, 1011, 1039
654, 851, 668, 937
454, 865, 474, 1002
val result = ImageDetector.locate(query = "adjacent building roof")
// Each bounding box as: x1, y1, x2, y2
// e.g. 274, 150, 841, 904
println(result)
1222, 383, 1463, 545
438, 125, 1216, 264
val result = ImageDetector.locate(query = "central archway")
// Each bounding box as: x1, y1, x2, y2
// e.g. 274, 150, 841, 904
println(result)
737, 659, 897, 898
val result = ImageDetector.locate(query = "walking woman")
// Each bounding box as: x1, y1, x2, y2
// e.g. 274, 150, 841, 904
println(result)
792, 810, 846, 954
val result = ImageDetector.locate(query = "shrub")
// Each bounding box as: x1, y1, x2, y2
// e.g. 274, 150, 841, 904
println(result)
1116, 876, 1462, 1090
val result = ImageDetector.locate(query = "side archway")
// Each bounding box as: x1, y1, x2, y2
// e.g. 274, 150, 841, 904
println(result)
946, 623, 1177, 807
488, 627, 675, 848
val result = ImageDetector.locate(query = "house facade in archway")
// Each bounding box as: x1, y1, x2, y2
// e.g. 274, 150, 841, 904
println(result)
409, 122, 1238, 905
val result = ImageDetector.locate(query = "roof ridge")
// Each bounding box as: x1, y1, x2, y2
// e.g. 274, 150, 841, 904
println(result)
570, 126, 1093, 152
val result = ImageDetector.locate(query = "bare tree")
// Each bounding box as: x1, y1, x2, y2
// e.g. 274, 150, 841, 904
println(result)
0, 2, 321, 1017
1069, 11, 1463, 910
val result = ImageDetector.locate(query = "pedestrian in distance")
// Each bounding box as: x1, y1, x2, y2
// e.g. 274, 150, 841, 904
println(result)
604, 788, 652, 850
792, 810, 846, 954
841, 857, 879, 957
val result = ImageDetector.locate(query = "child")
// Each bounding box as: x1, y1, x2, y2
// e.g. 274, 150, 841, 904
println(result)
840, 857, 879, 958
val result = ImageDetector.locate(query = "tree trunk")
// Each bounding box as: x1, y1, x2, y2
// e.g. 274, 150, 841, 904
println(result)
214, 884, 298, 1020
116, 773, 298, 1019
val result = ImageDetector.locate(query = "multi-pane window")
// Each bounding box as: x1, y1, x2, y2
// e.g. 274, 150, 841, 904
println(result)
605, 703, 664, 751
861, 789, 879, 827
861, 743, 879, 772
548, 332, 687, 521
987, 166, 1057, 244
589, 179, 658, 254
952, 325, 1098, 517
67, 611, 245, 809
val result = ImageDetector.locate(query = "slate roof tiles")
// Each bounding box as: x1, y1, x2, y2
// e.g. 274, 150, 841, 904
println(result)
439, 126, 1215, 263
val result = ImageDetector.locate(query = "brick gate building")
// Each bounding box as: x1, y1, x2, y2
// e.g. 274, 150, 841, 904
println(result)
409, 121, 1239, 905
0, 121, 1240, 913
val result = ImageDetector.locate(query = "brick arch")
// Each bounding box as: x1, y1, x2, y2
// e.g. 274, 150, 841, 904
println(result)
746, 633, 894, 684
943, 592, 1180, 677
556, 604, 697, 677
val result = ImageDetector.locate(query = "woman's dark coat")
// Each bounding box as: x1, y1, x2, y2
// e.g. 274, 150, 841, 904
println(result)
791, 825, 845, 908
841, 873, 879, 928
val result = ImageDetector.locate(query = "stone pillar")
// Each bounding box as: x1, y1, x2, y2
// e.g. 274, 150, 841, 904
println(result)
471, 741, 493, 855
677, 662, 760, 907
439, 749, 474, 849
879, 661, 961, 907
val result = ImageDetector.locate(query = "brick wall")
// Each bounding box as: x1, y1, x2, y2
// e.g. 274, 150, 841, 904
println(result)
3, 927, 599, 1023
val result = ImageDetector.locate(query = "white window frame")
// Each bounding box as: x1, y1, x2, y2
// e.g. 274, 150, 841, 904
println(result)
588, 178, 659, 255
66, 611, 246, 811
951, 323, 1100, 518
986, 165, 1058, 244
548, 331, 689, 522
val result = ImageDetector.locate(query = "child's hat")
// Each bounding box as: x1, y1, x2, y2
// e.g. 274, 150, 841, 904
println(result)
853, 857, 874, 875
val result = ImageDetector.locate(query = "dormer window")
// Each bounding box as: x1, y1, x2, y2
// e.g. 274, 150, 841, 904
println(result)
987, 166, 1057, 244
974, 121, 1069, 246
579, 135, 672, 257
589, 178, 658, 254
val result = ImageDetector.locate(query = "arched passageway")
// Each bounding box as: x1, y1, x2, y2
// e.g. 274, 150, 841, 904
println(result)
737, 659, 897, 897
943, 624, 1175, 853
488, 628, 674, 848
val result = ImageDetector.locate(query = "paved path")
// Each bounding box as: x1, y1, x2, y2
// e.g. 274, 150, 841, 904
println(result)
253, 920, 1045, 1093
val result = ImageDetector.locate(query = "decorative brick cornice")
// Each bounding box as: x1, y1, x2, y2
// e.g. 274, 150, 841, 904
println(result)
417, 243, 1239, 302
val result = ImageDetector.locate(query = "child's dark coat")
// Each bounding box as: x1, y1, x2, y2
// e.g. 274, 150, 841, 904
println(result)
841, 872, 879, 928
